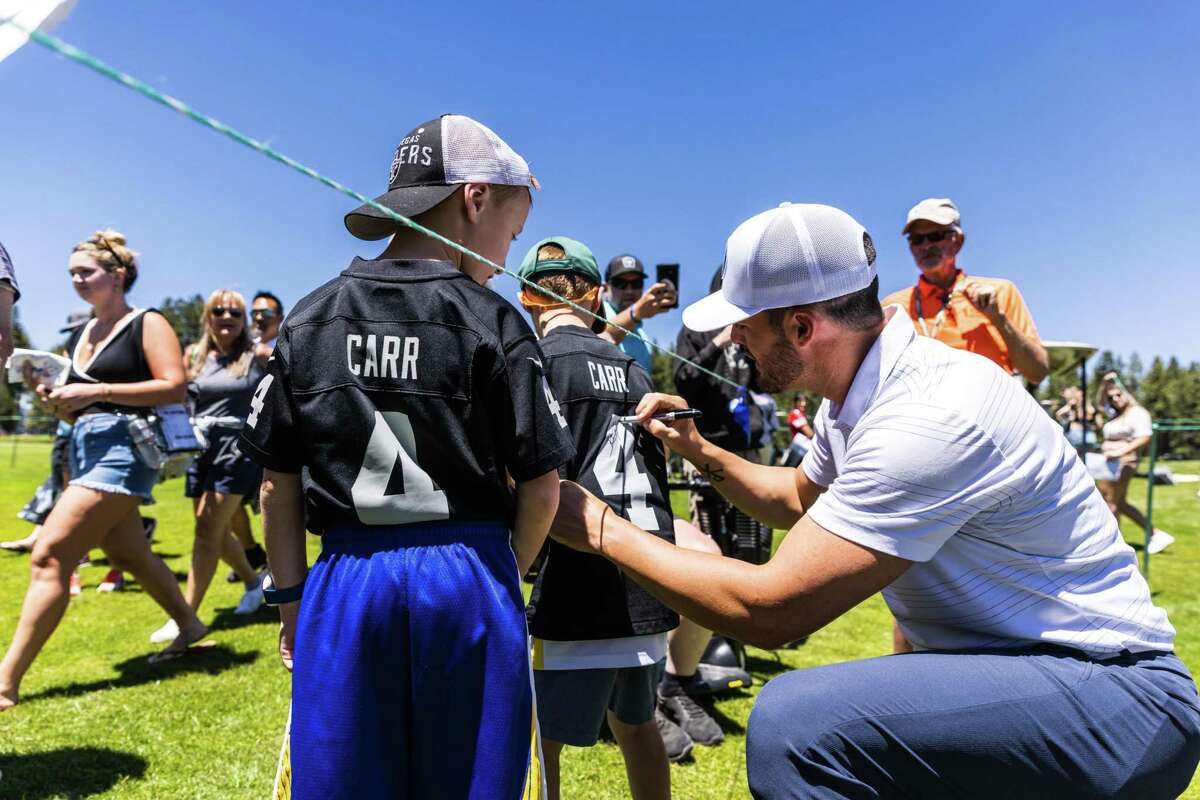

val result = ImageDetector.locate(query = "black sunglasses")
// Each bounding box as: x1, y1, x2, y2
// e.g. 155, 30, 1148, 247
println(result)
250, 308, 277, 319
611, 278, 644, 290
907, 230, 955, 246
211, 306, 243, 319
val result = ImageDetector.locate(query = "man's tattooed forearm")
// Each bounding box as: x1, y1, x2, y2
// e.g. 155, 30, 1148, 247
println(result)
700, 463, 725, 483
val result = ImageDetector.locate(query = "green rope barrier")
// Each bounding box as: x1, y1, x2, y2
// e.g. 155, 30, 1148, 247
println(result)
1141, 419, 1200, 579
2, 18, 741, 390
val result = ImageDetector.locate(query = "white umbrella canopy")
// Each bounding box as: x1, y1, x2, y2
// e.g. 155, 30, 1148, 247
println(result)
0, 0, 76, 63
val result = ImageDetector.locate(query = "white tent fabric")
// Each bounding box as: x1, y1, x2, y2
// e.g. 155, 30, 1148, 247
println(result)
0, 0, 76, 63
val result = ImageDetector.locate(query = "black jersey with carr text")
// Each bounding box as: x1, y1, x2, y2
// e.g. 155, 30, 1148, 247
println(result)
238, 258, 575, 535
526, 325, 678, 641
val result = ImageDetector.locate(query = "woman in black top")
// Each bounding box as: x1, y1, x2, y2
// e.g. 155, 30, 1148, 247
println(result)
149, 290, 266, 647
0, 230, 208, 710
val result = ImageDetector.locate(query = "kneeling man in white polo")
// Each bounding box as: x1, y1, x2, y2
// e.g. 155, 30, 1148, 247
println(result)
549, 202, 1200, 799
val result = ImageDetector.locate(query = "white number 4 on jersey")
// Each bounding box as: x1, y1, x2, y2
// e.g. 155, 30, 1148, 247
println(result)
351, 411, 450, 525
247, 374, 275, 429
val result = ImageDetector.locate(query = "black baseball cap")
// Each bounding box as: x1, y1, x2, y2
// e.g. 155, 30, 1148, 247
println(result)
345, 114, 536, 241
605, 254, 647, 281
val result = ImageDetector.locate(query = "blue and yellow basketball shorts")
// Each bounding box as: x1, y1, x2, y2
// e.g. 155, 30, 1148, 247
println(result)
290, 522, 543, 799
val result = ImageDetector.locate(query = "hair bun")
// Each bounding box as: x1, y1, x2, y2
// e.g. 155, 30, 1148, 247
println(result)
94, 228, 127, 247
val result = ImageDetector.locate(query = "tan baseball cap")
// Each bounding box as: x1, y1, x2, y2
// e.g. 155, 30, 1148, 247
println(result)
903, 198, 960, 234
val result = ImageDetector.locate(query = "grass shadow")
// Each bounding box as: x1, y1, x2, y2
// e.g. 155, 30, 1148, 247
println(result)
744, 653, 791, 679
703, 697, 747, 735
208, 605, 277, 633
21, 645, 258, 705
0, 746, 147, 798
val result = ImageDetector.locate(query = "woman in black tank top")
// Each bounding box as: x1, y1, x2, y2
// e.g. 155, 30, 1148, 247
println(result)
0, 231, 208, 711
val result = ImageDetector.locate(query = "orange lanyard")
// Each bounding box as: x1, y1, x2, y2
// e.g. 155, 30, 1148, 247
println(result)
912, 274, 965, 338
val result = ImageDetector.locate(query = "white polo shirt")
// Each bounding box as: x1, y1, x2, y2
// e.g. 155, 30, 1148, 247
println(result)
802, 308, 1174, 656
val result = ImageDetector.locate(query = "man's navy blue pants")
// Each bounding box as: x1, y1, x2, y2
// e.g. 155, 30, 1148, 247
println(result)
747, 647, 1200, 799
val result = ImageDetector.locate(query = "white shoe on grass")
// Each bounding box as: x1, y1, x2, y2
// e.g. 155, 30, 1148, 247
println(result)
150, 619, 179, 644
234, 581, 264, 615
1148, 529, 1175, 555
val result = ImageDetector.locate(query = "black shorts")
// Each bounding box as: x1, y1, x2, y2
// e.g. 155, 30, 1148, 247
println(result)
185, 433, 262, 499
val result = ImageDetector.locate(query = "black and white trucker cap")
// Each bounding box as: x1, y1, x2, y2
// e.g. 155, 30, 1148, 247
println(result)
344, 114, 536, 241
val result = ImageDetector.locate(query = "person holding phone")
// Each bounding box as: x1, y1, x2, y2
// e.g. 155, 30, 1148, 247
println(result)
601, 254, 677, 372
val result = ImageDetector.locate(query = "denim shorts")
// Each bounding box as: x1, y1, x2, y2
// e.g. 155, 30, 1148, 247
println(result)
68, 413, 158, 503
185, 432, 262, 498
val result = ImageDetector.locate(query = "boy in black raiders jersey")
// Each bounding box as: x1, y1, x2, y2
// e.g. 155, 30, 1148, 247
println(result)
517, 236, 680, 799
240, 115, 572, 800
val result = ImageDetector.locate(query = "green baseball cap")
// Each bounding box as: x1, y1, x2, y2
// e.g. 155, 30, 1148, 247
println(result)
518, 235, 602, 285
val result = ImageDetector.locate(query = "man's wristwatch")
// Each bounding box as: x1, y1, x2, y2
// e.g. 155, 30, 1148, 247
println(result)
261, 572, 305, 606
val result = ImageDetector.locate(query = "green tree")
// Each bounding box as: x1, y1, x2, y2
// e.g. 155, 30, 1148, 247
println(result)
649, 342, 676, 394
158, 294, 206, 350
1126, 352, 1144, 394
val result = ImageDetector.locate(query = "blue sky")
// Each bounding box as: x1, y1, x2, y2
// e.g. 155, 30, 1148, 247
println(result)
2, 1, 1197, 368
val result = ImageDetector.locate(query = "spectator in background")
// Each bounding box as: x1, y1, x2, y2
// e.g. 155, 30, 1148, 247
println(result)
675, 267, 764, 459
601, 254, 676, 372
149, 289, 266, 650
1056, 385, 1098, 450
0, 230, 208, 710
219, 289, 284, 580
787, 394, 813, 441
2, 312, 90, 555
751, 390, 778, 464
781, 394, 815, 468
0, 239, 18, 368
250, 290, 283, 365
883, 198, 1049, 385
1095, 372, 1174, 554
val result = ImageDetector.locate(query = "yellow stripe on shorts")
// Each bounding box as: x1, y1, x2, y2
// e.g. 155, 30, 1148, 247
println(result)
524, 695, 545, 799
273, 707, 292, 800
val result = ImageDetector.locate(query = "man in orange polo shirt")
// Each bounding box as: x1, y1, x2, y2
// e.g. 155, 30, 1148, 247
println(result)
883, 198, 1048, 385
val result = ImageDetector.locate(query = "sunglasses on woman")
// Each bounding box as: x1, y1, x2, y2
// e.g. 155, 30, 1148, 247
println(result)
907, 230, 955, 246
211, 306, 243, 319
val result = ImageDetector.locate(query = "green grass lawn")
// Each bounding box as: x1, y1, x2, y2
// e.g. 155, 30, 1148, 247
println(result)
0, 439, 1198, 798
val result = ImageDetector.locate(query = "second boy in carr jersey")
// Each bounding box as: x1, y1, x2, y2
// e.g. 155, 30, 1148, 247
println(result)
528, 325, 679, 640
518, 236, 677, 800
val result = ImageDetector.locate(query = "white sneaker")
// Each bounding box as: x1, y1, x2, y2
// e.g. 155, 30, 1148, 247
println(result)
234, 582, 264, 615
1148, 529, 1175, 555
150, 618, 180, 644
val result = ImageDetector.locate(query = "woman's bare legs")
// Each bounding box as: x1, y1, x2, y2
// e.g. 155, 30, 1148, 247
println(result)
1100, 469, 1152, 529
0, 487, 139, 709
0, 526, 41, 552
230, 503, 256, 549
102, 509, 205, 637
185, 492, 253, 612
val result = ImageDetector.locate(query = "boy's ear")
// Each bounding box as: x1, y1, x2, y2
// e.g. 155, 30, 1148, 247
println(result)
590, 290, 607, 334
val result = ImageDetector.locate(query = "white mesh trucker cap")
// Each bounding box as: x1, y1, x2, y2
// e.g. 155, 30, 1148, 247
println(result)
682, 203, 878, 332
345, 114, 536, 240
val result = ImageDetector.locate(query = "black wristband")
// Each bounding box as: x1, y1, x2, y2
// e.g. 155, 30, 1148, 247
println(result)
262, 572, 304, 606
